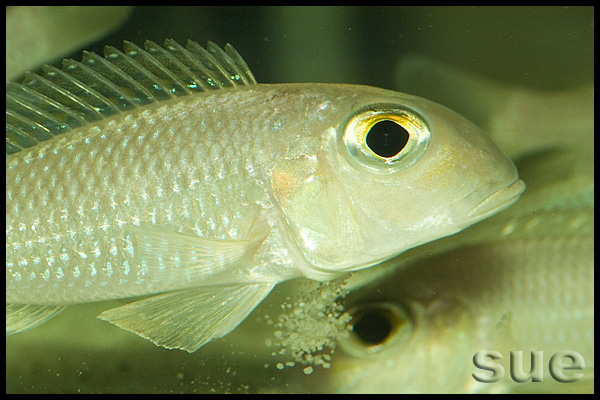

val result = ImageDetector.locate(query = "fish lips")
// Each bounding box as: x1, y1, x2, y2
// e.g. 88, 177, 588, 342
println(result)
464, 177, 526, 222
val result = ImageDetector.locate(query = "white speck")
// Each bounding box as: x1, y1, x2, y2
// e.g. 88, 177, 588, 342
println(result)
105, 262, 113, 277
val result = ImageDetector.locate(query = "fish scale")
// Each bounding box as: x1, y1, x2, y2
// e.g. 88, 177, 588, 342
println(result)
6, 40, 524, 352
7, 90, 292, 302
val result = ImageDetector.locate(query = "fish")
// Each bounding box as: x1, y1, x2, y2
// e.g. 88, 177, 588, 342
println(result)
325, 149, 593, 394
5, 39, 525, 352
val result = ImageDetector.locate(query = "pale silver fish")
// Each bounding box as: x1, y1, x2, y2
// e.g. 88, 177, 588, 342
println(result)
5, 39, 525, 352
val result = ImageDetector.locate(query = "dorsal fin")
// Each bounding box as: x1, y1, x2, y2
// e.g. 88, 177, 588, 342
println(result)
5, 39, 257, 155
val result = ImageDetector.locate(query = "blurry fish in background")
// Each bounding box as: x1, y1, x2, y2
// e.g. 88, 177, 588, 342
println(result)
6, 6, 132, 80
394, 55, 594, 160
6, 38, 524, 352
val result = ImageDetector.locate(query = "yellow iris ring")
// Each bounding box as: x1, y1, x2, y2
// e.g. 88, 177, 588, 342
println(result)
342, 105, 430, 173
340, 302, 414, 357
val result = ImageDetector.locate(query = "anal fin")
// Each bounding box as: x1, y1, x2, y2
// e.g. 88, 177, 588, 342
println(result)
98, 283, 274, 352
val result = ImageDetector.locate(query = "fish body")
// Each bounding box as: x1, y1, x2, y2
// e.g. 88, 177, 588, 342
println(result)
335, 233, 594, 393
6, 40, 524, 352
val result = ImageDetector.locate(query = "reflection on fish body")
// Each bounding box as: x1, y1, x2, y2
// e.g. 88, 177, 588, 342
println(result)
5, 40, 524, 352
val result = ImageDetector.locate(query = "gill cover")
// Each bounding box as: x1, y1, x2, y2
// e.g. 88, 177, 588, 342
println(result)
271, 106, 431, 277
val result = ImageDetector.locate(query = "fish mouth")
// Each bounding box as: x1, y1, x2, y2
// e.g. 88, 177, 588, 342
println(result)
467, 178, 526, 220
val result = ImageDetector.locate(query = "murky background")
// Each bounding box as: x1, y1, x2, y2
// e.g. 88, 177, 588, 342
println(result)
6, 6, 593, 393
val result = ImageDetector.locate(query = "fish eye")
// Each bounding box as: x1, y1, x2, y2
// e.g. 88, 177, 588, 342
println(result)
340, 302, 413, 356
366, 120, 410, 158
352, 307, 394, 345
342, 105, 430, 173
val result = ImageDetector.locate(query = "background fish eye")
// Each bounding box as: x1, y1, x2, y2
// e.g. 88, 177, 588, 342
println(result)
342, 302, 413, 355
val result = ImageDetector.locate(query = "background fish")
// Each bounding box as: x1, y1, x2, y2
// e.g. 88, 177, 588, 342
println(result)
5, 39, 523, 352
394, 55, 594, 160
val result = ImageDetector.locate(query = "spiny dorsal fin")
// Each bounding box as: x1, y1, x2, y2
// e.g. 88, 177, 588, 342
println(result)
5, 39, 257, 154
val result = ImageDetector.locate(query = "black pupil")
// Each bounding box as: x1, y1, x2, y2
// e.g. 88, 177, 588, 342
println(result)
366, 120, 410, 158
352, 310, 393, 345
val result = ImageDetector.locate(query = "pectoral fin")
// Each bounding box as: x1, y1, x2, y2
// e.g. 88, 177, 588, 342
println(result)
130, 214, 268, 282
98, 283, 274, 352
6, 303, 66, 335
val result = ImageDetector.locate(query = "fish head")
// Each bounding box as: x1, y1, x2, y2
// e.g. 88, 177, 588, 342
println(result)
271, 86, 525, 279
332, 297, 481, 393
